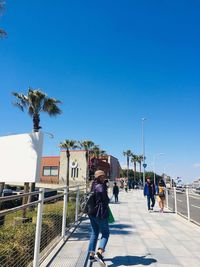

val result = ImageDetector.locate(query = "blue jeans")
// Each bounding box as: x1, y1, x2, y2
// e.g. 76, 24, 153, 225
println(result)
114, 194, 118, 202
88, 215, 110, 253
147, 195, 155, 210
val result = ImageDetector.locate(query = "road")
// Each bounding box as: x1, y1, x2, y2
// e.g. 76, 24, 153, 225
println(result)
168, 190, 200, 224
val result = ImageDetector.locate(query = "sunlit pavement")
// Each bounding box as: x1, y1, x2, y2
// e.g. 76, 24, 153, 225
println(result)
45, 190, 200, 267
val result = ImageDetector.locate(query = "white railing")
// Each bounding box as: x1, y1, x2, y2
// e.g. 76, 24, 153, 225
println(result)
166, 186, 200, 225
0, 185, 86, 267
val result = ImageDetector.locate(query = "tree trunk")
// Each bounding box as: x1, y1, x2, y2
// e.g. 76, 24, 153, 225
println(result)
29, 116, 41, 205
0, 182, 5, 197
134, 162, 136, 182
66, 151, 70, 187
85, 151, 89, 192
33, 113, 41, 132
127, 157, 129, 180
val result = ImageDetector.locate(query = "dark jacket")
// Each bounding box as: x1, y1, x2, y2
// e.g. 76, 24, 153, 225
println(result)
113, 185, 119, 195
91, 180, 110, 219
144, 182, 155, 196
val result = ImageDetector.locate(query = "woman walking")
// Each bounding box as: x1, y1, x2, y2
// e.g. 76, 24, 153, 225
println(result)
156, 178, 166, 213
88, 170, 110, 266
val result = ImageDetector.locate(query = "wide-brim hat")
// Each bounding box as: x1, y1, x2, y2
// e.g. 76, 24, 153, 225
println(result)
94, 170, 105, 178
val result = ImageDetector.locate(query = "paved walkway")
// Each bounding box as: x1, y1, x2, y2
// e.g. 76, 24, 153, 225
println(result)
46, 190, 200, 267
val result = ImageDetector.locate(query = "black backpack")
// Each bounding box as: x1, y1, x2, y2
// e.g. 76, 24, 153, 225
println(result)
81, 191, 96, 215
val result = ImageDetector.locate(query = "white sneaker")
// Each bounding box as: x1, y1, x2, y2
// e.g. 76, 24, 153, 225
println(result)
94, 252, 107, 267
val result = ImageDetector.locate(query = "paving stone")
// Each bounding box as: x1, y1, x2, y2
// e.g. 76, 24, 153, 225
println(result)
47, 190, 200, 267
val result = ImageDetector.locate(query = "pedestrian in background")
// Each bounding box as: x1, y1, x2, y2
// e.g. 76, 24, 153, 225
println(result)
113, 182, 119, 203
88, 170, 110, 266
144, 177, 156, 211
156, 178, 166, 213
124, 181, 128, 192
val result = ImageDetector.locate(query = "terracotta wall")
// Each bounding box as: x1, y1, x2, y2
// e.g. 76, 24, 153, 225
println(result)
40, 156, 60, 184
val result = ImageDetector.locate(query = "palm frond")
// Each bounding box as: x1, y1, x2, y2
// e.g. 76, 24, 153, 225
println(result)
0, 28, 6, 38
12, 92, 29, 109
59, 140, 78, 151
43, 98, 62, 116
123, 150, 132, 157
0, 1, 6, 38
28, 89, 45, 113
79, 140, 95, 151
12, 102, 24, 112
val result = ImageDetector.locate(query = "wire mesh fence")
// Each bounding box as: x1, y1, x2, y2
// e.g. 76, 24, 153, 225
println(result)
0, 185, 87, 267
0, 199, 38, 267
39, 194, 64, 262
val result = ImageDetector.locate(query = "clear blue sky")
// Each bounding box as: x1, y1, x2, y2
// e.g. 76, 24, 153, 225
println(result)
1, 0, 200, 183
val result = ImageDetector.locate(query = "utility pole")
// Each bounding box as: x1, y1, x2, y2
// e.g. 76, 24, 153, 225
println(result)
142, 118, 146, 187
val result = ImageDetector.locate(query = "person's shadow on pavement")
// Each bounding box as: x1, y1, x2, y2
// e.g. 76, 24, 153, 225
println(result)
106, 255, 157, 266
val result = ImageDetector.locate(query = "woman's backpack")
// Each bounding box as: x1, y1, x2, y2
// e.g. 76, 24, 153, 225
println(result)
81, 192, 96, 215
158, 186, 165, 198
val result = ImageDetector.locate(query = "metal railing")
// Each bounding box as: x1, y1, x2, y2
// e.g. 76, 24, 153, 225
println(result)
0, 185, 86, 267
166, 187, 200, 225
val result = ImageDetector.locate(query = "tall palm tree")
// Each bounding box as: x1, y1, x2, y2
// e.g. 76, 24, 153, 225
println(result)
137, 155, 144, 184
131, 154, 138, 182
59, 140, 78, 188
123, 150, 132, 181
12, 88, 62, 196
0, 0, 7, 38
12, 88, 62, 132
78, 140, 95, 188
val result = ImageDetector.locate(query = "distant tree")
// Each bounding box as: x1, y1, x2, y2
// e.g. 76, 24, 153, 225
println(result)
79, 140, 95, 187
89, 145, 107, 178
131, 154, 138, 182
123, 150, 132, 180
0, 0, 7, 38
59, 140, 78, 188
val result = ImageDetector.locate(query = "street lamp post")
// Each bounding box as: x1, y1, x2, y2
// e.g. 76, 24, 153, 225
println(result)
153, 153, 164, 185
142, 118, 146, 187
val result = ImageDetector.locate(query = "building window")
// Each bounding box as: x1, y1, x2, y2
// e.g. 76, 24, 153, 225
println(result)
43, 166, 59, 176
71, 167, 79, 178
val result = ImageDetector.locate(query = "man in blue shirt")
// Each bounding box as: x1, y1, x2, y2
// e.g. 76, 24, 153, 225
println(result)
144, 177, 156, 211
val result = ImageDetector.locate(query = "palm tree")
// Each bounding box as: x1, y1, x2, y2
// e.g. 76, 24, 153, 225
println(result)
90, 145, 107, 172
0, 0, 7, 38
78, 140, 95, 188
123, 150, 132, 181
12, 88, 62, 196
59, 140, 78, 188
137, 155, 144, 184
131, 154, 138, 182
12, 88, 62, 132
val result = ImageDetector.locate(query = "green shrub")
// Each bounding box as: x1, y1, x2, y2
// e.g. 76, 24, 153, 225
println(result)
0, 200, 77, 267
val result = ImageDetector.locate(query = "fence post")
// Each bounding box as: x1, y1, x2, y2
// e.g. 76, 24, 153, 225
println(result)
75, 186, 80, 222
186, 186, 190, 222
174, 186, 177, 214
62, 186, 68, 241
33, 188, 44, 267
166, 188, 169, 209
